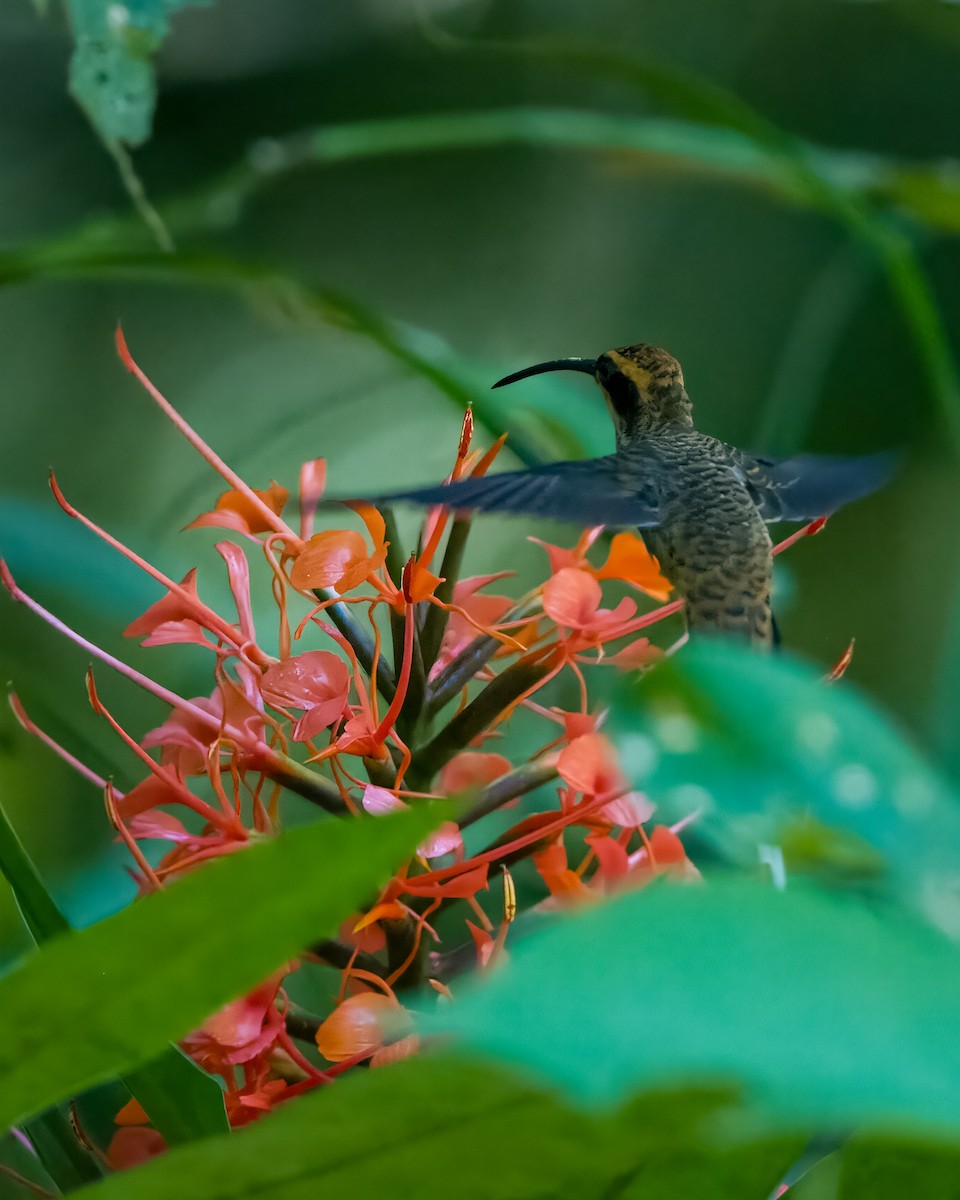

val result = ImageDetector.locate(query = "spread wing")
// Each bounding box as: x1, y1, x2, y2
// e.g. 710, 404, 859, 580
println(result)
353, 456, 662, 528
735, 450, 899, 523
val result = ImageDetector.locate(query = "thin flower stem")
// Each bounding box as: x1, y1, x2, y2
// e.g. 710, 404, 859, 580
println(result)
375, 599, 415, 742
49, 473, 266, 664
86, 670, 244, 835
9, 693, 108, 789
773, 517, 828, 555
311, 588, 396, 702
115, 328, 302, 547
104, 782, 163, 890
1, 560, 347, 813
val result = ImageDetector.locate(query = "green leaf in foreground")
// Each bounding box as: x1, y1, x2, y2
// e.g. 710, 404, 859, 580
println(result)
0, 786, 227, 1148
428, 880, 960, 1130
0, 803, 444, 1132
607, 640, 960, 933
70, 1055, 801, 1200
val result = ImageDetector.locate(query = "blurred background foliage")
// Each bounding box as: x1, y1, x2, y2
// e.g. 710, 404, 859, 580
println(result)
2, 0, 960, 959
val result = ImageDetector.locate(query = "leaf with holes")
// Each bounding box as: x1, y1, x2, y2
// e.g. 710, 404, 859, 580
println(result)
606, 641, 960, 933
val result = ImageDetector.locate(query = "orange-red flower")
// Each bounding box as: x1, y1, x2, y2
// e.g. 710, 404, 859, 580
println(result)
261, 650, 350, 742
188, 481, 290, 539
289, 505, 388, 593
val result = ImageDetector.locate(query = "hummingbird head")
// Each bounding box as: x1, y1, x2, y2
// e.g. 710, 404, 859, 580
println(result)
492, 342, 693, 443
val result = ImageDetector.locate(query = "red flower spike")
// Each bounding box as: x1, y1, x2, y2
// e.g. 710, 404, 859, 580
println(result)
456, 407, 474, 464
825, 638, 855, 683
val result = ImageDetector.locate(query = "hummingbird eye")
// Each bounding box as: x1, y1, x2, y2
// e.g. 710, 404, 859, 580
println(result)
598, 365, 636, 418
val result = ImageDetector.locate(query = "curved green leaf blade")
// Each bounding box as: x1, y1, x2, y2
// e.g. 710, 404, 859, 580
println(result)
0, 804, 444, 1132
429, 880, 960, 1129
0, 787, 227, 1146
70, 1055, 801, 1200
123, 1048, 227, 1146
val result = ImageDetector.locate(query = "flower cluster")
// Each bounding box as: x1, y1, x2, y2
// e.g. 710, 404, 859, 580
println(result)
2, 332, 825, 1161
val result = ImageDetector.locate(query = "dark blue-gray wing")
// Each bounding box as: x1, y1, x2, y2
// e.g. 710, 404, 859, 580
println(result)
737, 450, 898, 523
361, 456, 661, 528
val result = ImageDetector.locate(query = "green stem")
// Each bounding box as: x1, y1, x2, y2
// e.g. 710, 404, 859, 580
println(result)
379, 507, 407, 589
412, 660, 552, 785
460, 762, 559, 827
310, 939, 386, 977
267, 755, 347, 815
0, 797, 71, 943
420, 517, 472, 670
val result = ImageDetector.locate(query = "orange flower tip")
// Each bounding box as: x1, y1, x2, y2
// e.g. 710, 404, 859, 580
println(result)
115, 324, 136, 374
48, 471, 76, 516
0, 559, 21, 599
84, 668, 101, 708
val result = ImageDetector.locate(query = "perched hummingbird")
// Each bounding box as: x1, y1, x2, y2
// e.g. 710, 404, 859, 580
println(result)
364, 344, 894, 648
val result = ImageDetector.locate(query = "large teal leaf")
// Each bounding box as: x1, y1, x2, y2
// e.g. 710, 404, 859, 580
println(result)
608, 641, 960, 934
67, 1054, 801, 1200
0, 803, 443, 1132
428, 880, 960, 1129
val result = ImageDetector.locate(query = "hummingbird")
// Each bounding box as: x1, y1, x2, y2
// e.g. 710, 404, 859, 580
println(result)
361, 344, 895, 648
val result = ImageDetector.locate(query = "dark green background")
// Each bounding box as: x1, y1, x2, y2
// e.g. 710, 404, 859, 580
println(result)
1, 0, 958, 950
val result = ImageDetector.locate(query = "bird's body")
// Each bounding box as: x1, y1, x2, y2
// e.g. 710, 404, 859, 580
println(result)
359, 343, 894, 649
619, 432, 776, 645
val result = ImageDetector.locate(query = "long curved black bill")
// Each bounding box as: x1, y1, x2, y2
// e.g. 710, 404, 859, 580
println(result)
492, 357, 597, 389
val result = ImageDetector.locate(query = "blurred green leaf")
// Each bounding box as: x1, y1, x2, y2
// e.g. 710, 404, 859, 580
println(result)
0, 790, 227, 1147
4, 100, 960, 453
70, 1053, 801, 1200
608, 641, 960, 932
22, 1107, 103, 1190
535, 43, 960, 452
0, 795, 71, 944
65, 0, 209, 147
122, 1048, 226, 1145
839, 1130, 960, 1199
0, 1126, 61, 1196
0, 803, 444, 1131
429, 879, 960, 1129
0, 499, 156, 619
